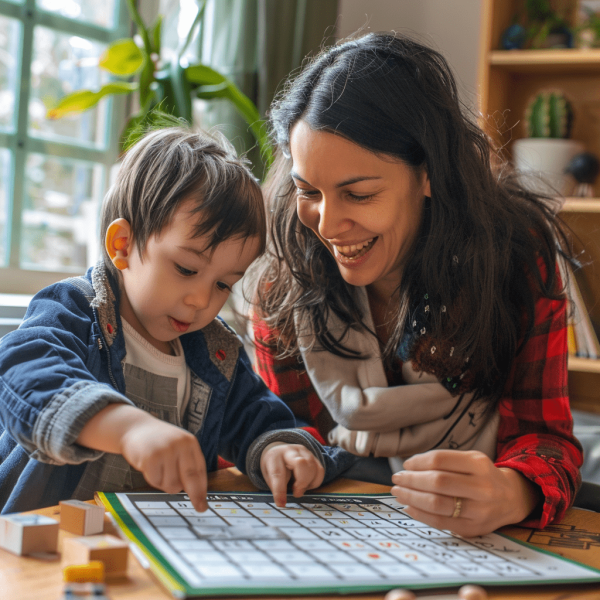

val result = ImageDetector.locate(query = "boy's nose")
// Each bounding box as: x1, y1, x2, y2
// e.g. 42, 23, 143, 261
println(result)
184, 286, 211, 310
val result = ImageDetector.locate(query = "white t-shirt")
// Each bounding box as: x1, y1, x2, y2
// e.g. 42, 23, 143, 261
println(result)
121, 317, 191, 419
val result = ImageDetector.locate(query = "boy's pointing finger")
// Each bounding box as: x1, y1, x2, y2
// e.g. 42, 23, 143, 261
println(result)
180, 447, 208, 512
263, 450, 291, 507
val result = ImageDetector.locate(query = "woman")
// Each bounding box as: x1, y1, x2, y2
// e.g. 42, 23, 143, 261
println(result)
252, 32, 582, 537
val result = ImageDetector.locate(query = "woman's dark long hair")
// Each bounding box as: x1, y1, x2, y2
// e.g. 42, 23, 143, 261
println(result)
253, 32, 570, 403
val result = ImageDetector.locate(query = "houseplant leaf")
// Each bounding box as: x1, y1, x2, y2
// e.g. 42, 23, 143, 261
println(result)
195, 80, 272, 165
99, 39, 144, 76
170, 59, 193, 123
185, 64, 226, 86
46, 82, 138, 119
151, 15, 163, 54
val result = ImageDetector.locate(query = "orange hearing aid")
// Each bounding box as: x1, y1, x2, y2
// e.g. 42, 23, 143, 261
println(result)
113, 237, 128, 270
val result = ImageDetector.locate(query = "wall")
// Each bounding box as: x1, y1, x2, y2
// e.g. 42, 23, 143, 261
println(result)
337, 0, 483, 108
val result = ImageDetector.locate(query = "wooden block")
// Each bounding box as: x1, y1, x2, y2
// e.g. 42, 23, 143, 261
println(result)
62, 534, 129, 578
59, 500, 105, 536
0, 513, 59, 555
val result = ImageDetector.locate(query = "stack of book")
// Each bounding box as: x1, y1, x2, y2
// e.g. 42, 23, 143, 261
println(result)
559, 259, 600, 359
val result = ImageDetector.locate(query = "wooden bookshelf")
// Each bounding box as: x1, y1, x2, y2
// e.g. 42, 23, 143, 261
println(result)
478, 0, 600, 414
489, 48, 600, 72
568, 356, 600, 373
563, 198, 600, 213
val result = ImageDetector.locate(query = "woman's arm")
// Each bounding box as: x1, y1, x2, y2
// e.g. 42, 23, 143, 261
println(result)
392, 263, 583, 535
253, 316, 335, 441
494, 280, 583, 528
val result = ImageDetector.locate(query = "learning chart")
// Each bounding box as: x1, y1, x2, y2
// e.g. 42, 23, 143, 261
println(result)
98, 491, 600, 598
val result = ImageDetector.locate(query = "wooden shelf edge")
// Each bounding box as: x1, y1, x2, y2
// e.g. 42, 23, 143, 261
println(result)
568, 356, 600, 374
561, 198, 600, 213
489, 48, 600, 66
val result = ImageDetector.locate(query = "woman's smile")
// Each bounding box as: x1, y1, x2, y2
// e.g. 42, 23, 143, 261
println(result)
332, 237, 378, 264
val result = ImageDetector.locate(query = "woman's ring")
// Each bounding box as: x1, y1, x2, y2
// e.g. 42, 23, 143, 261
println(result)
452, 497, 462, 518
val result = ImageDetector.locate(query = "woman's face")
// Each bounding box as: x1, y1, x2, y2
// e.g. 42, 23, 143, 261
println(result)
289, 120, 430, 294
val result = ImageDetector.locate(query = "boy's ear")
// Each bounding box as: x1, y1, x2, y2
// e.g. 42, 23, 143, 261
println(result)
105, 219, 132, 271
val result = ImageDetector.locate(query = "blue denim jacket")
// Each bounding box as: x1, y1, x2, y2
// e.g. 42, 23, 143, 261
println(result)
0, 263, 353, 513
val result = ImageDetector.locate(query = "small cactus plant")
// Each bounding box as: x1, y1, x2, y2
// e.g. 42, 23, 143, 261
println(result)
524, 89, 574, 138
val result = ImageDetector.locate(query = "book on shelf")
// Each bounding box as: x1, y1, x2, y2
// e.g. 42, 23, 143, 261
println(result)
558, 258, 600, 360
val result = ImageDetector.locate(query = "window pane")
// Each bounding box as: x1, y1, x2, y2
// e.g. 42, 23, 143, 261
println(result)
21, 153, 103, 271
0, 16, 21, 132
36, 0, 118, 29
29, 26, 109, 147
0, 149, 11, 267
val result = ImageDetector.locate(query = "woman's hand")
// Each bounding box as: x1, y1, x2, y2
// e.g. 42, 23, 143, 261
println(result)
391, 450, 541, 537
260, 442, 325, 507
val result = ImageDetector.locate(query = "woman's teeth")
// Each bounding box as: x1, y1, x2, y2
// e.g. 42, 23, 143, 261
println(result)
334, 238, 375, 259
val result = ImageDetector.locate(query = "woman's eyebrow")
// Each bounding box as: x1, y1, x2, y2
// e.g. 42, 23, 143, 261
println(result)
290, 171, 382, 188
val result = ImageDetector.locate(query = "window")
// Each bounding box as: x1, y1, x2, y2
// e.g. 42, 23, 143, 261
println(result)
0, 0, 129, 294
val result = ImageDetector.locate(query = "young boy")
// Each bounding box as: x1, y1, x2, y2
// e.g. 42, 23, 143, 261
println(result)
0, 127, 353, 514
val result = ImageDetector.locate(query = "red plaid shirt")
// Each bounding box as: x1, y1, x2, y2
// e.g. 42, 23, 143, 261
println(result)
253, 270, 583, 529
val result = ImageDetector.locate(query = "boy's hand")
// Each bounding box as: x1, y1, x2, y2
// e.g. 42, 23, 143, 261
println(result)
120, 417, 209, 513
260, 442, 325, 507
77, 404, 208, 512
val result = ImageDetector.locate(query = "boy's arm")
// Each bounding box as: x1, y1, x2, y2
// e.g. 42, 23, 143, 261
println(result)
76, 403, 208, 512
245, 428, 356, 494
0, 282, 134, 465
217, 348, 356, 493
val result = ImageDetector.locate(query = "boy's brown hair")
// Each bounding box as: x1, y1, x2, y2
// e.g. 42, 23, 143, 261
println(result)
100, 127, 265, 277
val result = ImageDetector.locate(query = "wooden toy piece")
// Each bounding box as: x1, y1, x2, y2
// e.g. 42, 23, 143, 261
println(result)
113, 237, 128, 270
62, 534, 128, 579
385, 589, 488, 600
59, 499, 105, 536
384, 590, 416, 600
63, 560, 105, 583
0, 513, 59, 555
62, 561, 110, 600
458, 585, 488, 600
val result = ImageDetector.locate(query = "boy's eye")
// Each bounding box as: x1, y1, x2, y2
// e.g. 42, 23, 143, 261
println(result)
175, 264, 196, 276
216, 281, 231, 292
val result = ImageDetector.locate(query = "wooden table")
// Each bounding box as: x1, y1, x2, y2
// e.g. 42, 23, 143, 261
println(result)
1, 468, 600, 599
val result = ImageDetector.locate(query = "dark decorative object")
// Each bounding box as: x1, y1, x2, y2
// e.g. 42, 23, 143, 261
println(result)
542, 25, 574, 48
565, 152, 600, 197
501, 23, 527, 49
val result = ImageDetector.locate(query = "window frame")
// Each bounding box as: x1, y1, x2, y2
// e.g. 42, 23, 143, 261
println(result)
0, 0, 130, 294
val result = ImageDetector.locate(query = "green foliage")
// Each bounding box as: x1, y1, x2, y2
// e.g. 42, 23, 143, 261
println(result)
525, 89, 574, 138
121, 109, 187, 151
47, 82, 138, 119
46, 0, 271, 168
98, 39, 144, 76
519, 0, 572, 49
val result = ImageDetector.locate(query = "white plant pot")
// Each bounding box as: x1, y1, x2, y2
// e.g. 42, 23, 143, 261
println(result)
513, 138, 584, 196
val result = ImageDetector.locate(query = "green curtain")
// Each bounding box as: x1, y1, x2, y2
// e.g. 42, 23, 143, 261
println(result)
198, 0, 338, 177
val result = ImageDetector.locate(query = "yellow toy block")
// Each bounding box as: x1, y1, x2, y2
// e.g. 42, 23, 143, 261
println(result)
62, 534, 128, 578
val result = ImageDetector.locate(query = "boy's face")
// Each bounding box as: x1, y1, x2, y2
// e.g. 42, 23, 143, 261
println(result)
114, 199, 261, 354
